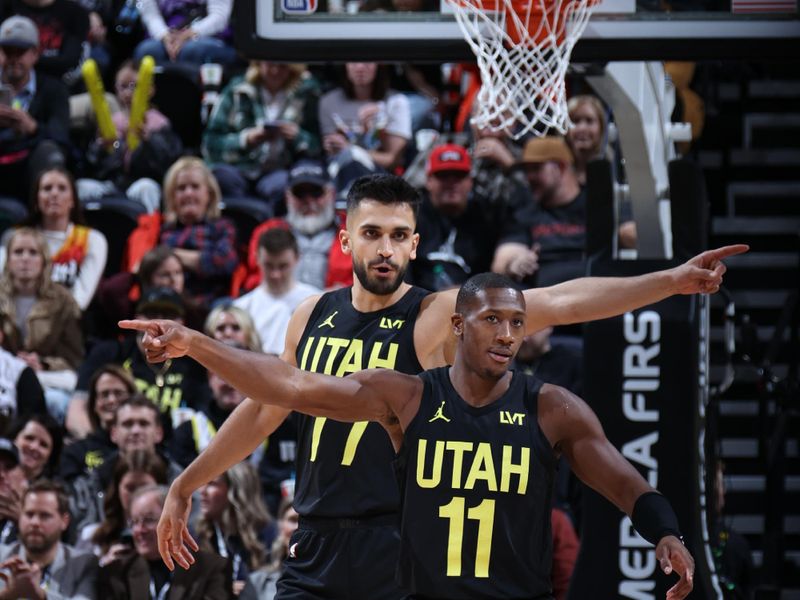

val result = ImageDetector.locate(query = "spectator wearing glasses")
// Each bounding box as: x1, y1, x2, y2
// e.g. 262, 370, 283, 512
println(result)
408, 143, 522, 291
231, 159, 352, 297
99, 484, 231, 600
203, 305, 262, 353
60, 365, 137, 483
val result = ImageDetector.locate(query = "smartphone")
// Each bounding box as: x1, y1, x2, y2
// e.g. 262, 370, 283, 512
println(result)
262, 121, 282, 132
0, 85, 12, 107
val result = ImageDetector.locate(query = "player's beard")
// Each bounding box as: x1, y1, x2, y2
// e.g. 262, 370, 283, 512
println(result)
286, 202, 335, 236
353, 257, 407, 296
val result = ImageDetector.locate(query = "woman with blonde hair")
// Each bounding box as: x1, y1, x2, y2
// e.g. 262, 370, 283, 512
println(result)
566, 94, 608, 186
0, 227, 83, 421
124, 156, 238, 304
203, 60, 322, 212
196, 461, 273, 596
204, 304, 263, 353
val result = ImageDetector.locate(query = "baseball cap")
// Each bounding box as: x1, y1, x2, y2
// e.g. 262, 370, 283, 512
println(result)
288, 160, 330, 189
136, 287, 185, 318
520, 136, 574, 165
427, 144, 471, 175
0, 15, 39, 49
0, 438, 19, 467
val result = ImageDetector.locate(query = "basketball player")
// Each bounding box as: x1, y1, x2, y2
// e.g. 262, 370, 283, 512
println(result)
128, 174, 743, 598
124, 273, 696, 599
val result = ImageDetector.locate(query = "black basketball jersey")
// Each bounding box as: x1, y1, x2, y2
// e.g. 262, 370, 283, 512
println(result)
397, 367, 556, 599
293, 285, 430, 518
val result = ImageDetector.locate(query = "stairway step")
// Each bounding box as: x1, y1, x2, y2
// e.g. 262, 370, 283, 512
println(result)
743, 113, 800, 149
726, 515, 800, 535
721, 438, 799, 459
730, 149, 800, 169
748, 80, 800, 99
725, 253, 799, 269
730, 290, 795, 309
713, 216, 800, 235
725, 475, 800, 492
725, 181, 800, 216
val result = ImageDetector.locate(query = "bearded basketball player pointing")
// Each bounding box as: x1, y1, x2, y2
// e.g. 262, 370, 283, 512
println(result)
127, 174, 745, 599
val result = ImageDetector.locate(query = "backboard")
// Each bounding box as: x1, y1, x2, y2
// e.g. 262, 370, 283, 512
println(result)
234, 0, 800, 61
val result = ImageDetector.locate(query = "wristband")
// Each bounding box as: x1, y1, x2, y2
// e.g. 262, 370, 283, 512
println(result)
631, 491, 682, 546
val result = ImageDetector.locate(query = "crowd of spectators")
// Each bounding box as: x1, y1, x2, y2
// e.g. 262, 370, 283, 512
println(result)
0, 0, 652, 596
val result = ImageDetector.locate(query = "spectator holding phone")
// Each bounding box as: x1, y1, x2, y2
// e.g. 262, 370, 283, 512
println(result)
0, 16, 69, 205
203, 61, 321, 212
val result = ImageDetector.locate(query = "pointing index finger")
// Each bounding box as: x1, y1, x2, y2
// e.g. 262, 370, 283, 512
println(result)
119, 319, 159, 334
710, 244, 749, 261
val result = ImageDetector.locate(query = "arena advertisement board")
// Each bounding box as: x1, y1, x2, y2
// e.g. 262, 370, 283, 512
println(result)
569, 259, 720, 600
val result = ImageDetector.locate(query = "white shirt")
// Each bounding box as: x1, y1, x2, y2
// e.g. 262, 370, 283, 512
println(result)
234, 281, 320, 355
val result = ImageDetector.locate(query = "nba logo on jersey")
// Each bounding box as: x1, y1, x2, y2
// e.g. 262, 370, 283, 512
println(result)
282, 0, 317, 14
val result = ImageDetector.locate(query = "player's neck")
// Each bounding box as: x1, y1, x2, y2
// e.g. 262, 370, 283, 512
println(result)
448, 363, 512, 408
351, 281, 411, 313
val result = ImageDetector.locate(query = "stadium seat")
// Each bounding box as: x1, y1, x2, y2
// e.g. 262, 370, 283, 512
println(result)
220, 196, 274, 249
0, 197, 28, 237
83, 196, 147, 277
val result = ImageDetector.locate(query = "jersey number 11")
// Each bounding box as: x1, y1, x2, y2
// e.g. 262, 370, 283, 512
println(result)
439, 497, 496, 577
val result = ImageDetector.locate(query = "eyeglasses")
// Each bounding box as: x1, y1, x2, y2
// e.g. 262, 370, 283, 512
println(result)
215, 322, 241, 333
97, 389, 130, 399
128, 515, 159, 529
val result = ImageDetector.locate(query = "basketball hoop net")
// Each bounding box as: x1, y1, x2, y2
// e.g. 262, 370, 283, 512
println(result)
448, 0, 599, 139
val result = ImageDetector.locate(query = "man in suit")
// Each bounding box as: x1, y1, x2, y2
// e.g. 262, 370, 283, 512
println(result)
0, 15, 69, 203
0, 479, 98, 599
99, 484, 231, 600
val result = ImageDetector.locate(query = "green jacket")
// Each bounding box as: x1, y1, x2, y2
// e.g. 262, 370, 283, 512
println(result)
202, 74, 322, 176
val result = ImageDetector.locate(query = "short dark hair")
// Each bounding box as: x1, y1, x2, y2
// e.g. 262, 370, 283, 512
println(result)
258, 228, 298, 256
455, 273, 521, 314
114, 394, 160, 424
24, 479, 70, 515
346, 174, 420, 221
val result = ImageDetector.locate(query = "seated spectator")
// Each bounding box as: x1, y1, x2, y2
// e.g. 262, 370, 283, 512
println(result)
319, 63, 411, 188
95, 244, 206, 344
83, 450, 168, 563
232, 159, 352, 296
204, 61, 321, 211
565, 94, 607, 187
494, 136, 591, 288
0, 438, 26, 545
133, 0, 237, 67
70, 287, 212, 431
240, 496, 298, 600
60, 365, 136, 482
7, 413, 61, 483
69, 398, 180, 542
195, 462, 272, 596
170, 369, 247, 468
124, 156, 239, 305
408, 144, 520, 291
99, 484, 232, 599
0, 16, 69, 204
0, 312, 45, 432
0, 228, 83, 420
0, 0, 89, 83
203, 304, 262, 353
77, 59, 182, 214
0, 479, 98, 599
0, 167, 108, 310
512, 326, 582, 396
233, 228, 319, 355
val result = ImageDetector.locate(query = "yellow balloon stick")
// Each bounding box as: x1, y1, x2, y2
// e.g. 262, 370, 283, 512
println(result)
127, 55, 155, 152
81, 59, 117, 145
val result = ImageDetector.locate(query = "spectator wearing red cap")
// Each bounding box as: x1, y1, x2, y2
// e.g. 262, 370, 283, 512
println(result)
407, 143, 525, 292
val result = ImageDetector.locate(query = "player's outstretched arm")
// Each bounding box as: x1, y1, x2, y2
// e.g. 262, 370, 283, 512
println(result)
539, 385, 695, 599
522, 244, 748, 333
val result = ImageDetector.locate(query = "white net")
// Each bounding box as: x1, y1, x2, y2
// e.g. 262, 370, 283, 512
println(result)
448, 0, 598, 139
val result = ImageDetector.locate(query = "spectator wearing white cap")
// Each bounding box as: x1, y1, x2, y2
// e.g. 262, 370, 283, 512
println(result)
0, 14, 69, 204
